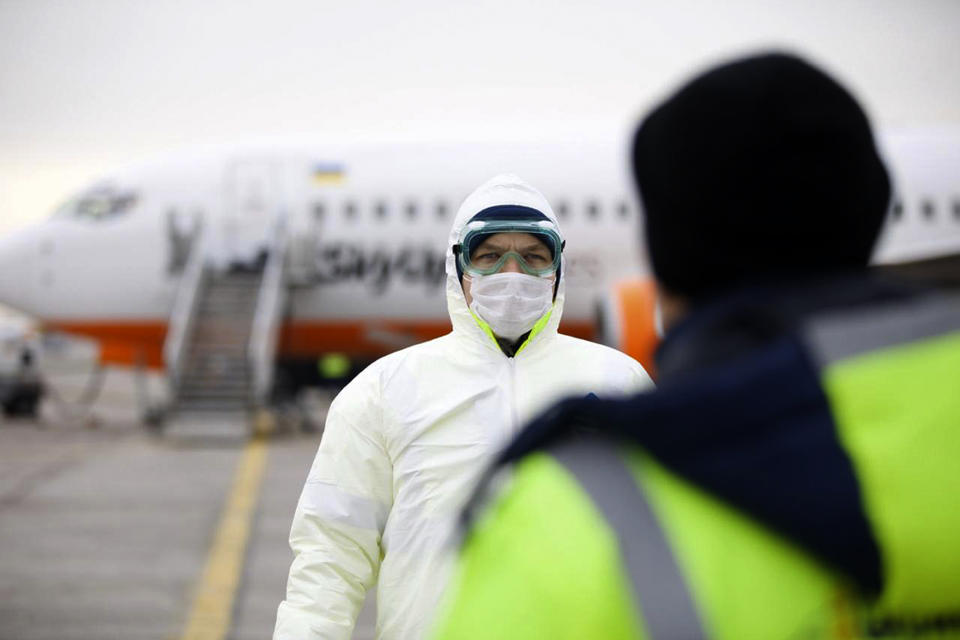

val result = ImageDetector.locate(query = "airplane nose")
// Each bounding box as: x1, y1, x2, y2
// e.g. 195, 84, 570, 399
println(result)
0, 226, 37, 315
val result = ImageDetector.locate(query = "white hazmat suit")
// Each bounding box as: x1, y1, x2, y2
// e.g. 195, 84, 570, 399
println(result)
274, 174, 653, 639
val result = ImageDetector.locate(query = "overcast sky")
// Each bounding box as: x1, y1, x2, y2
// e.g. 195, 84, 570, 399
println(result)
2, 0, 959, 236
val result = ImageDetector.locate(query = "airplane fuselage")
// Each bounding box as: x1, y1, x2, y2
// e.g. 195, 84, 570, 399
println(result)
0, 131, 957, 368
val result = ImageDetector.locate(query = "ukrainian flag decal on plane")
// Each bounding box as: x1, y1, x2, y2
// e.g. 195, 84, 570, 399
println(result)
312, 163, 346, 185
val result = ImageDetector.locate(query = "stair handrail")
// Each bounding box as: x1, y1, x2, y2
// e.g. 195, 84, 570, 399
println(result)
248, 212, 289, 406
163, 219, 209, 396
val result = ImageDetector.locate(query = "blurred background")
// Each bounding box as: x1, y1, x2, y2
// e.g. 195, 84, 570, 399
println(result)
1, 1, 958, 639
3, 0, 960, 238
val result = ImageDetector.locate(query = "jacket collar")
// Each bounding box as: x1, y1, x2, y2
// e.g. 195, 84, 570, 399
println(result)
655, 272, 920, 382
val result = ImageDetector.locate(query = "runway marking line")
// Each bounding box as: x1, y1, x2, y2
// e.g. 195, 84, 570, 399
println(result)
181, 437, 269, 640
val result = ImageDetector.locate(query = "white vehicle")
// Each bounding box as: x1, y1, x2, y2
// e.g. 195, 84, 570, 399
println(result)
0, 131, 956, 389
0, 315, 43, 416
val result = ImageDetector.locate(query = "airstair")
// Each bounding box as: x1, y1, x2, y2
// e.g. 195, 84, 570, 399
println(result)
163, 217, 290, 441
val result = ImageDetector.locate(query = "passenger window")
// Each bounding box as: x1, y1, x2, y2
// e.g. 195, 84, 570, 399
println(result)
375, 201, 388, 219
405, 201, 417, 219
313, 202, 326, 220
436, 201, 448, 219
556, 201, 569, 219
617, 201, 630, 220
891, 200, 903, 221
344, 201, 357, 220
921, 199, 935, 220
586, 201, 600, 220
953, 199, 960, 220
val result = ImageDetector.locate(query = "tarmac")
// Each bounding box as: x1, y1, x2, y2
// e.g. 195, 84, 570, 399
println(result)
0, 368, 377, 640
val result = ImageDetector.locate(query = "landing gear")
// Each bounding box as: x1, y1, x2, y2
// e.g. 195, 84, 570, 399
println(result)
1, 383, 42, 418
1, 349, 44, 419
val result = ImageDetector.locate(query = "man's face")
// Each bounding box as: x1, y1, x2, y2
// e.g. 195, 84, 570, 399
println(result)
461, 232, 556, 306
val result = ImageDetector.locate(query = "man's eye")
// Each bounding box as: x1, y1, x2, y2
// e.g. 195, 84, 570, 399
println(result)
524, 253, 550, 264
475, 252, 500, 263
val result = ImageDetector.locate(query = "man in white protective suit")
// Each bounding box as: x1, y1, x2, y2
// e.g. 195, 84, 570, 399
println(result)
273, 173, 653, 640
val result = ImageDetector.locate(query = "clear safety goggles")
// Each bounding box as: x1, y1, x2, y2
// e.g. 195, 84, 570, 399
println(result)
454, 219, 564, 277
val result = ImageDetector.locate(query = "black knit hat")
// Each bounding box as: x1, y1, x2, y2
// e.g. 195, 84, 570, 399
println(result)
632, 52, 891, 298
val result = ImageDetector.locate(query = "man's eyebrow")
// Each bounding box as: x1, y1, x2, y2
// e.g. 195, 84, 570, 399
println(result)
474, 240, 509, 253
517, 241, 549, 252
474, 239, 550, 253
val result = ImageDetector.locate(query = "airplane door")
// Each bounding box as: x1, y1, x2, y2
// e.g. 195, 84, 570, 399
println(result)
222, 159, 279, 269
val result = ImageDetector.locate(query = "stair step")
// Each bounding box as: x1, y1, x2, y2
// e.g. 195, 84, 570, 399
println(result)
200, 296, 258, 303
182, 357, 249, 366
199, 295, 258, 302
207, 281, 261, 287
179, 381, 250, 391
201, 289, 259, 296
180, 365, 249, 374
182, 363, 249, 372
180, 366, 249, 374
176, 399, 249, 412
177, 383, 249, 391
204, 287, 260, 295
196, 307, 257, 315
186, 344, 248, 351
186, 347, 249, 356
183, 357, 249, 367
179, 375, 249, 384
182, 371, 249, 381
179, 391, 249, 399
198, 304, 255, 308
184, 355, 248, 364
198, 307, 256, 313
195, 315, 255, 321
179, 389, 249, 399
184, 352, 249, 361
182, 372, 248, 380
190, 325, 251, 334
210, 273, 263, 280
179, 391, 249, 401
189, 327, 251, 336
203, 287, 259, 293
188, 332, 250, 341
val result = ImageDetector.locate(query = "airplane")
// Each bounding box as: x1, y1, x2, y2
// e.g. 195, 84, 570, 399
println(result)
0, 128, 956, 407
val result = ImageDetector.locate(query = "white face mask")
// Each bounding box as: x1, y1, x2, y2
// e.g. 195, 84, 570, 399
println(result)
466, 272, 554, 341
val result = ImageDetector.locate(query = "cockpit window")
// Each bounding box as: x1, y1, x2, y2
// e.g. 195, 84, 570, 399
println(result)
53, 186, 138, 221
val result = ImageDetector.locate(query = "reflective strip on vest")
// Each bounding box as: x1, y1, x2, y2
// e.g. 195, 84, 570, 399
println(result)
550, 438, 707, 640
804, 293, 960, 368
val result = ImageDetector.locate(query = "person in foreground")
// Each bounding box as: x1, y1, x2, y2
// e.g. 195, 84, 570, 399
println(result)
432, 53, 960, 640
273, 173, 652, 639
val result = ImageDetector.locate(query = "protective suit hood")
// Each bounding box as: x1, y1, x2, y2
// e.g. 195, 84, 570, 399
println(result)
446, 173, 565, 354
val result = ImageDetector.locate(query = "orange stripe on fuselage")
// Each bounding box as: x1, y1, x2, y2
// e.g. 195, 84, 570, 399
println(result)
613, 278, 660, 377
45, 320, 168, 368
46, 319, 597, 369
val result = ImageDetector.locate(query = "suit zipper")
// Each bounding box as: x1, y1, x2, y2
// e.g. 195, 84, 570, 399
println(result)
507, 356, 518, 437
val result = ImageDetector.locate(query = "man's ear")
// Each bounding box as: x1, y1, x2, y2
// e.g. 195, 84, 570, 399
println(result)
657, 284, 689, 333
461, 274, 473, 306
